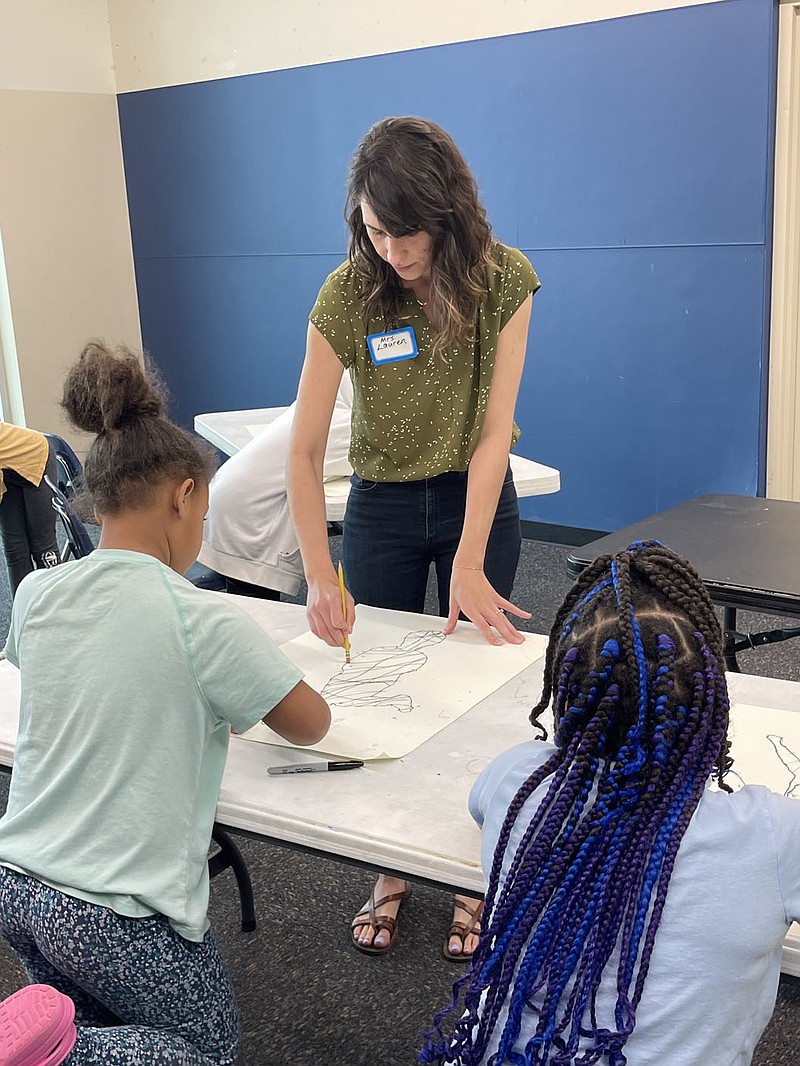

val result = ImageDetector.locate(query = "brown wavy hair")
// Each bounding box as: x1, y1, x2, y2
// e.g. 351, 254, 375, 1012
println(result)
62, 341, 216, 514
346, 116, 496, 354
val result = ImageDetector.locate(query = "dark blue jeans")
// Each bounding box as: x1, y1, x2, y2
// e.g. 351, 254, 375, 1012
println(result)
342, 466, 521, 616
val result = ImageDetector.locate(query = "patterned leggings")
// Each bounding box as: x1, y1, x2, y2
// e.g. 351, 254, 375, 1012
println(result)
0, 867, 240, 1064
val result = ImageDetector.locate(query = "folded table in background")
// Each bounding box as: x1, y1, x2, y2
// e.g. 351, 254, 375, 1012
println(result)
194, 407, 561, 523
1, 596, 800, 974
567, 494, 800, 670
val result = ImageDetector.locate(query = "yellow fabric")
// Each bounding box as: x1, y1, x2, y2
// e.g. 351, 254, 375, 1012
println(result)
0, 424, 49, 501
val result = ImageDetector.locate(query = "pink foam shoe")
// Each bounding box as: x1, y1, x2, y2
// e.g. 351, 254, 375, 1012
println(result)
0, 985, 76, 1066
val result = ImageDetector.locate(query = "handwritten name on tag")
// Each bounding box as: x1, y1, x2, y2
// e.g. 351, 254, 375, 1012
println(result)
366, 327, 419, 365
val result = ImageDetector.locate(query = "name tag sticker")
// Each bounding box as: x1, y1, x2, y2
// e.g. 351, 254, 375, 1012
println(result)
366, 327, 419, 366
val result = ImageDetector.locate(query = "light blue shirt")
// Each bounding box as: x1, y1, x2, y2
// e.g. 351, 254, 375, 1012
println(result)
0, 549, 302, 941
470, 741, 800, 1065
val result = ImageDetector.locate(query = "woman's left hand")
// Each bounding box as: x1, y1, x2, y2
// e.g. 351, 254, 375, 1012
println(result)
444, 568, 531, 646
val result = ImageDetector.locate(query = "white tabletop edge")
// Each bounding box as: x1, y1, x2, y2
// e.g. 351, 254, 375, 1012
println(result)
193, 410, 561, 502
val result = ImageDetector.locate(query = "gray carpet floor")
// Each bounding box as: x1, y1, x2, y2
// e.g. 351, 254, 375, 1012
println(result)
1, 535, 799, 1064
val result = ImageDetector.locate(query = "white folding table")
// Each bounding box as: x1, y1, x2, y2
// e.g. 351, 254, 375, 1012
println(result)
193, 408, 561, 523
2, 597, 800, 973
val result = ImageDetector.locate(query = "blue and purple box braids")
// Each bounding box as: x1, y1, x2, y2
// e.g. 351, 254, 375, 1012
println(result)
420, 541, 732, 1065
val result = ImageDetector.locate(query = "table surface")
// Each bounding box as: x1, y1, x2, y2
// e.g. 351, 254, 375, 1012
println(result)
0, 598, 547, 895
3, 597, 800, 972
567, 494, 800, 616
194, 408, 561, 524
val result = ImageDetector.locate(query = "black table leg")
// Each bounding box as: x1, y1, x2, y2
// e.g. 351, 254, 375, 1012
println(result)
723, 606, 740, 673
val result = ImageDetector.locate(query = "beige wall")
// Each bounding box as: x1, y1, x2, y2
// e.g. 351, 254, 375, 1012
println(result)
0, 90, 141, 444
0, 0, 115, 93
107, 0, 728, 92
0, 0, 140, 447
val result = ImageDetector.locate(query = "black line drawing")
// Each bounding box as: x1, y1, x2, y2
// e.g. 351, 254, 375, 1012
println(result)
321, 630, 446, 714
720, 769, 746, 792
766, 734, 800, 798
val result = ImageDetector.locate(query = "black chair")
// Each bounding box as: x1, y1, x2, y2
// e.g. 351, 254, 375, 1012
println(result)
46, 482, 95, 562
209, 826, 256, 932
43, 433, 83, 499
43, 434, 93, 563
41, 436, 257, 931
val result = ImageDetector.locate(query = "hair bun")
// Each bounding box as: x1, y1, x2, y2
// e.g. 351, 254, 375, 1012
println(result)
62, 342, 165, 435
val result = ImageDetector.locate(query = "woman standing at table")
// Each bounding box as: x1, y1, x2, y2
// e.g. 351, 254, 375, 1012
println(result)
288, 116, 540, 958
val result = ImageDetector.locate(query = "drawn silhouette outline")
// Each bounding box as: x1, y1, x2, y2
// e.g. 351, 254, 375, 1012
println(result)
766, 734, 800, 797
719, 733, 800, 797
321, 630, 446, 714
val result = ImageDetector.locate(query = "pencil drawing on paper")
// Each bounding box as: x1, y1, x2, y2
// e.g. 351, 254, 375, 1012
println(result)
721, 769, 746, 792
320, 630, 446, 714
766, 735, 800, 798
721, 730, 800, 798
238, 604, 542, 760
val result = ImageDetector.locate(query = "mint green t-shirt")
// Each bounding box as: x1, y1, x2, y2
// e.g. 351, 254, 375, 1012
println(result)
0, 550, 302, 941
310, 243, 540, 482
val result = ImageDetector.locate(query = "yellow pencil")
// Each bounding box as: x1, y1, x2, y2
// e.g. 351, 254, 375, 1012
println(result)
338, 561, 351, 664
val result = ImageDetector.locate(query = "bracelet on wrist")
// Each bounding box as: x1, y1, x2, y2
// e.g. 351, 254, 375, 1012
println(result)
453, 564, 484, 571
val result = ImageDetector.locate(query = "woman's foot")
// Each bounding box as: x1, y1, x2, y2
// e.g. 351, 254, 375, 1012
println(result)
0, 984, 76, 1066
444, 895, 484, 961
351, 874, 411, 953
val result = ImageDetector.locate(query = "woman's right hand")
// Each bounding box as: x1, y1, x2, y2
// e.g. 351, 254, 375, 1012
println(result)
306, 571, 356, 647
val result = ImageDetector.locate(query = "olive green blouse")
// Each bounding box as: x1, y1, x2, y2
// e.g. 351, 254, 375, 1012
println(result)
309, 243, 539, 482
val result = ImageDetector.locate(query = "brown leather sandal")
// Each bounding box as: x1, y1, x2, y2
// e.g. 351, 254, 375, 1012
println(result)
443, 898, 484, 962
351, 885, 412, 955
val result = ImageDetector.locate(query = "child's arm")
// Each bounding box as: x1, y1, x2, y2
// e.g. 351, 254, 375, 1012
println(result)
262, 680, 331, 747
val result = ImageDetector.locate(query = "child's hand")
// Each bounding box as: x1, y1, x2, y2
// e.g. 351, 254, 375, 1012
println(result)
444, 568, 530, 646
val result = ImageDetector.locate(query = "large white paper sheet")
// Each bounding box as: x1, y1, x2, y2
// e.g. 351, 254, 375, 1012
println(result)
240, 605, 544, 760
721, 703, 800, 796
221, 595, 304, 648
728, 706, 800, 948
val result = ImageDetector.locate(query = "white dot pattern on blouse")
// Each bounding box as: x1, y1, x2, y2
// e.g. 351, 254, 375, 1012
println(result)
309, 243, 540, 483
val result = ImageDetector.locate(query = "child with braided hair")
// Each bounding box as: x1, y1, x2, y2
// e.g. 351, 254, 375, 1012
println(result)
421, 541, 800, 1065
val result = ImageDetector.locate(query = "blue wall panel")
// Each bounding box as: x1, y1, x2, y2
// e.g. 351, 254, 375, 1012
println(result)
119, 0, 776, 530
520, 244, 765, 528
133, 254, 341, 418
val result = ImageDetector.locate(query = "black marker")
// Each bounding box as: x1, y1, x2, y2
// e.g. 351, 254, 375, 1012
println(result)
267, 760, 364, 776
